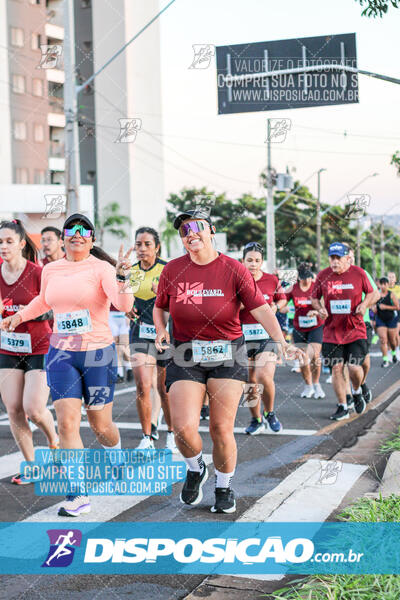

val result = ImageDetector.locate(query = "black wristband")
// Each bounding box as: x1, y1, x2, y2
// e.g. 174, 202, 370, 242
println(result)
116, 274, 128, 282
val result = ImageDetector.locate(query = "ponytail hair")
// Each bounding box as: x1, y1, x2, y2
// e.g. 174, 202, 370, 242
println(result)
135, 227, 161, 257
0, 219, 38, 263
90, 246, 117, 267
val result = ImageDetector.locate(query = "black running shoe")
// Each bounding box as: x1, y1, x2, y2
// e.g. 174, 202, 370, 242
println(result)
210, 488, 236, 514
116, 374, 124, 384
361, 383, 372, 404
330, 404, 349, 421
151, 423, 159, 441
126, 369, 134, 382
180, 465, 208, 505
353, 393, 366, 415
200, 405, 210, 420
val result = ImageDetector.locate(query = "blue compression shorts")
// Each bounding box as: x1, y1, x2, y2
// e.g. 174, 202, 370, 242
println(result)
45, 343, 118, 407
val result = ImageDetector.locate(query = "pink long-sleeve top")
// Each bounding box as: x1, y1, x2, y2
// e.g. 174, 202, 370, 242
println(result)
18, 255, 133, 351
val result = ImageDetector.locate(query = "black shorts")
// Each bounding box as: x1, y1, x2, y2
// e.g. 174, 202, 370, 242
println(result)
165, 336, 248, 392
246, 339, 278, 359
0, 353, 46, 372
129, 324, 170, 368
322, 339, 368, 367
293, 325, 324, 345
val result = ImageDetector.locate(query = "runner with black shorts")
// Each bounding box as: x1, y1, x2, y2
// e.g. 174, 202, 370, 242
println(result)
128, 227, 175, 452
154, 210, 301, 513
346, 247, 379, 403
375, 276, 399, 368
239, 242, 287, 435
286, 264, 325, 399
0, 219, 58, 484
310, 242, 375, 421
1, 214, 134, 516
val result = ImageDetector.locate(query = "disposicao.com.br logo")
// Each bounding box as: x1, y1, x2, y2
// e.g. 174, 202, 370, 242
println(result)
83, 535, 314, 564
42, 529, 82, 568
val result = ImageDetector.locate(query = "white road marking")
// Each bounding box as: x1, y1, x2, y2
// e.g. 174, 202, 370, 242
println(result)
0, 420, 316, 436
234, 459, 367, 581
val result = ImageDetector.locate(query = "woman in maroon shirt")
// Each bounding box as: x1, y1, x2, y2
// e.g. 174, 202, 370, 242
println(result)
286, 264, 325, 400
239, 242, 287, 436
0, 220, 58, 484
154, 210, 300, 514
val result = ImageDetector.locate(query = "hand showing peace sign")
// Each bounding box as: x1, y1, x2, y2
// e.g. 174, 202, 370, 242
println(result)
116, 244, 134, 278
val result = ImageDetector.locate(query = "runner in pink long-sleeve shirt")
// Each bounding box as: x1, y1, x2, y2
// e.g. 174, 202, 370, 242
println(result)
1, 213, 134, 517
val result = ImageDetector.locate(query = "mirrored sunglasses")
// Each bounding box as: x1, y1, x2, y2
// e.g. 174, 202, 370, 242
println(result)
64, 224, 93, 238
244, 242, 264, 253
179, 220, 207, 237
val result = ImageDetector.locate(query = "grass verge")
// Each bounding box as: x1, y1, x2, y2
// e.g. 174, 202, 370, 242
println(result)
269, 495, 400, 600
379, 426, 400, 453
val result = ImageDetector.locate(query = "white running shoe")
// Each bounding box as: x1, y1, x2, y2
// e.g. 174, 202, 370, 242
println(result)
58, 495, 91, 517
326, 375, 332, 384
313, 383, 326, 399
291, 360, 301, 373
300, 384, 315, 398
166, 431, 178, 454
136, 436, 155, 450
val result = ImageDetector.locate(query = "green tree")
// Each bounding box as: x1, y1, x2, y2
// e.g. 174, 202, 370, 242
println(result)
96, 202, 132, 246
159, 217, 178, 257
391, 151, 400, 176
357, 0, 399, 17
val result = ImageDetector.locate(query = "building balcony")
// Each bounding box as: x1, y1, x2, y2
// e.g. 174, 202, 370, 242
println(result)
46, 68, 65, 84
49, 140, 64, 158
45, 23, 64, 41
48, 96, 64, 113
48, 157, 65, 172
48, 112, 65, 128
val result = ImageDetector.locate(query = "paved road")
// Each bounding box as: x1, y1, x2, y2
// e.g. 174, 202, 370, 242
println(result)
0, 346, 399, 599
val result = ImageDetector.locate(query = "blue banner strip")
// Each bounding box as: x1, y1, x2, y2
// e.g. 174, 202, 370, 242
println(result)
0, 522, 397, 574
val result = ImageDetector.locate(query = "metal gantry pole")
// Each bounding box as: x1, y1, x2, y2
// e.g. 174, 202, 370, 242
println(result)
63, 0, 80, 214
266, 119, 276, 272
381, 218, 385, 277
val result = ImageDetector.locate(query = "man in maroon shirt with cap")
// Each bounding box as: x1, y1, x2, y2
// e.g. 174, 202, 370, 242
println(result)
310, 242, 375, 421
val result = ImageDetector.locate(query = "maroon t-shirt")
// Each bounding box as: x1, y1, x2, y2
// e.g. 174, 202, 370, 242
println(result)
155, 253, 266, 341
240, 272, 286, 325
312, 265, 373, 344
286, 281, 323, 332
0, 261, 51, 355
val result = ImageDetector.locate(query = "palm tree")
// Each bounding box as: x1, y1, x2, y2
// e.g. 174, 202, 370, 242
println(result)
159, 218, 178, 258
96, 202, 132, 246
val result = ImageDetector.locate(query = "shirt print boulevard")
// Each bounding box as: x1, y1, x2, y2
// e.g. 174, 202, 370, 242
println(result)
176, 282, 224, 304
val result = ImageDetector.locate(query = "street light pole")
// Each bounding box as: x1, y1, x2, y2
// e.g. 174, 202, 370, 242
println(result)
381, 218, 385, 276
316, 168, 326, 271
63, 0, 80, 213
266, 119, 276, 272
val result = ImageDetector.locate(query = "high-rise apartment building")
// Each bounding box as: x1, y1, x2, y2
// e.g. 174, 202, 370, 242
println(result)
0, 0, 164, 253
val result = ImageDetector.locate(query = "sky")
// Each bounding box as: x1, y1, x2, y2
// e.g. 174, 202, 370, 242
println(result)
158, 0, 400, 217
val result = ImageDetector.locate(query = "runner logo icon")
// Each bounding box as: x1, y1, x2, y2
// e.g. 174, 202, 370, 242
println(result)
42, 529, 82, 568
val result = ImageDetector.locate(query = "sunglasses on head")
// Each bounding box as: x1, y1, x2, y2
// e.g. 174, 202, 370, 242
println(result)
64, 224, 93, 238
244, 242, 264, 253
179, 220, 208, 238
